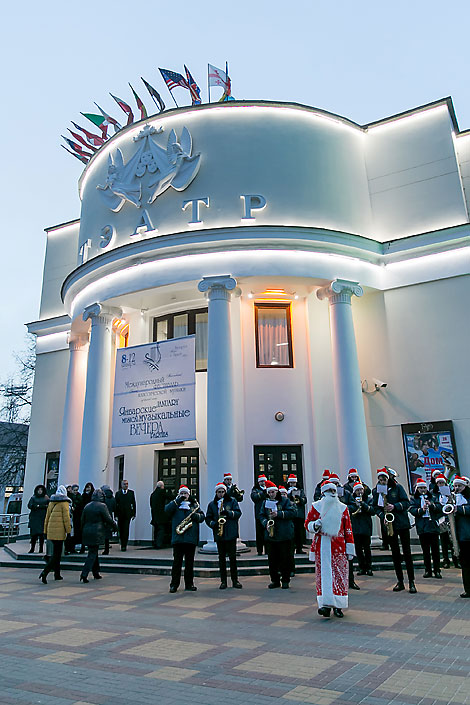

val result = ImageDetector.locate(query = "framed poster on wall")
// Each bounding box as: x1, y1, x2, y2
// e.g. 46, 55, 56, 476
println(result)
401, 420, 459, 493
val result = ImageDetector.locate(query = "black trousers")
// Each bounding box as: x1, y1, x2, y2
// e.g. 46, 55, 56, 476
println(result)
43, 540, 63, 579
266, 540, 292, 584
354, 534, 372, 572
388, 528, 415, 583
458, 540, 470, 594
217, 538, 238, 583
255, 518, 265, 554
118, 518, 131, 549
440, 531, 458, 565
30, 533, 45, 552
380, 518, 389, 549
82, 545, 100, 578
153, 522, 166, 549
419, 533, 440, 573
171, 543, 196, 588
293, 518, 305, 552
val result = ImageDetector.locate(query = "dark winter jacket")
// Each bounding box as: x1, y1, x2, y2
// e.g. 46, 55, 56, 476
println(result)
343, 479, 371, 500
259, 495, 296, 542
81, 500, 117, 546
115, 489, 136, 520
346, 494, 375, 536
27, 487, 49, 535
371, 481, 411, 531
80, 486, 95, 512
313, 482, 323, 501
454, 487, 470, 542
287, 487, 307, 519
205, 495, 241, 542
250, 485, 267, 520
165, 498, 205, 545
150, 486, 168, 525
409, 492, 443, 534
101, 488, 116, 539
225, 483, 244, 503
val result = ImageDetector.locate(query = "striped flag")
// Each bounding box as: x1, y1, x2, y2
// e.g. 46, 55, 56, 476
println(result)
61, 145, 90, 164
62, 135, 93, 159
184, 65, 202, 105
159, 68, 188, 91
81, 112, 111, 138
129, 83, 147, 120
110, 93, 134, 125
72, 121, 105, 146
141, 77, 165, 112
94, 103, 122, 133
68, 128, 98, 152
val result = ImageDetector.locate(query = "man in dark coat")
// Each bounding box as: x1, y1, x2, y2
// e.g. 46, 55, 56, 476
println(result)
371, 467, 416, 593
27, 485, 49, 553
346, 480, 375, 581
286, 473, 307, 554
314, 470, 332, 501
100, 485, 116, 555
150, 481, 168, 549
114, 479, 136, 551
409, 478, 443, 579
206, 482, 242, 589
452, 476, 470, 598
343, 468, 371, 500
165, 485, 205, 593
80, 489, 117, 581
65, 484, 81, 554
259, 480, 296, 589
250, 474, 267, 555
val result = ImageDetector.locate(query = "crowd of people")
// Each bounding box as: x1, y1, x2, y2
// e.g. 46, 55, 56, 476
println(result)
27, 467, 470, 618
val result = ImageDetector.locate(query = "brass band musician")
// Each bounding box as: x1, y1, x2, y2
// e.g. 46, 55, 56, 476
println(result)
259, 480, 296, 589
205, 483, 243, 590
409, 477, 442, 579
286, 473, 307, 555
451, 476, 470, 598
165, 485, 205, 593
222, 472, 245, 502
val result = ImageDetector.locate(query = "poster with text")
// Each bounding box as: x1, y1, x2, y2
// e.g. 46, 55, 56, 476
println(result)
112, 336, 196, 447
401, 420, 459, 493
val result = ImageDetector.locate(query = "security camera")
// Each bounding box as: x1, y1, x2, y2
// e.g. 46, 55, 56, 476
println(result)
373, 378, 387, 389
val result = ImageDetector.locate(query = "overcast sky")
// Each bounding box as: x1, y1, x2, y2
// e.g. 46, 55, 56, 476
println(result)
1, 0, 469, 379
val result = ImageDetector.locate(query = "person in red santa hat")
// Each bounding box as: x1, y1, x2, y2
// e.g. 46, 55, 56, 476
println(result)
165, 485, 205, 593
251, 474, 268, 555
409, 478, 443, 579
451, 476, 470, 597
305, 478, 355, 618
314, 470, 331, 501
222, 472, 245, 503
259, 480, 296, 589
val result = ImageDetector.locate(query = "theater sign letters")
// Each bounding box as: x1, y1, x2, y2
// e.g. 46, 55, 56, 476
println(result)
112, 336, 196, 447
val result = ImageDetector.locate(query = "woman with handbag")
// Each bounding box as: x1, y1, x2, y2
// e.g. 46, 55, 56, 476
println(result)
39, 485, 72, 584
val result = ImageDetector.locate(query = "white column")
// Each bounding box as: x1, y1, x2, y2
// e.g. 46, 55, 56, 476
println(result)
317, 279, 372, 487
198, 275, 238, 552
78, 303, 121, 491
58, 333, 89, 486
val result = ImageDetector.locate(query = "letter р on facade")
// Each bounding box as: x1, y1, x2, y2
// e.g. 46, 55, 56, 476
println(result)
25, 97, 470, 544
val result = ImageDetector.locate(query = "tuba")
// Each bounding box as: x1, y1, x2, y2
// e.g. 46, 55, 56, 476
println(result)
175, 500, 200, 535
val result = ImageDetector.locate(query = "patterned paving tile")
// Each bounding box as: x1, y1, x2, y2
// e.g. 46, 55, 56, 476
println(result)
377, 668, 469, 703
271, 619, 307, 628
342, 652, 388, 665
38, 650, 86, 663
239, 602, 308, 616
145, 666, 199, 681
0, 619, 36, 633
127, 628, 166, 636
346, 609, 402, 627
283, 685, 343, 704
409, 609, 440, 617
226, 639, 266, 649
122, 638, 214, 661
33, 586, 85, 597
440, 619, 470, 636
235, 652, 336, 679
377, 630, 415, 641
30, 628, 119, 647
104, 604, 136, 611
92, 590, 153, 602
180, 610, 215, 619
161, 597, 226, 609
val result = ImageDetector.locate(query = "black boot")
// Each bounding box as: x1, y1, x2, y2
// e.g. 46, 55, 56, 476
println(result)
333, 608, 344, 618
393, 581, 405, 592
318, 607, 331, 617
408, 581, 417, 594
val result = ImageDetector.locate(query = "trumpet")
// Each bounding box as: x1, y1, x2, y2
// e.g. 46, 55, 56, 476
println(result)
231, 484, 245, 502
384, 512, 394, 537
266, 518, 275, 538
175, 500, 200, 535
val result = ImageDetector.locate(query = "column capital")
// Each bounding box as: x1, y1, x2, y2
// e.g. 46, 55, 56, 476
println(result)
67, 332, 89, 351
198, 275, 237, 301
83, 303, 122, 326
316, 278, 363, 305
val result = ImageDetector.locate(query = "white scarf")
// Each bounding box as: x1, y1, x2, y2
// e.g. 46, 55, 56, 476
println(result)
180, 500, 190, 510
312, 495, 344, 537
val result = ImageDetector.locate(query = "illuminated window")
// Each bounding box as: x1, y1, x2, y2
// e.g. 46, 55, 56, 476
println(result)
255, 303, 293, 368
153, 308, 208, 372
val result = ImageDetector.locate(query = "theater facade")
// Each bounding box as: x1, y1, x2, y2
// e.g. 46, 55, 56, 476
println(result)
24, 97, 470, 543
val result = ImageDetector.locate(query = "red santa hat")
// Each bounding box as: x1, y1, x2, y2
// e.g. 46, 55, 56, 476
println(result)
434, 474, 447, 483
320, 479, 337, 493
179, 485, 190, 494
415, 478, 427, 489
265, 480, 278, 492
328, 472, 340, 484
461, 476, 470, 486
223, 473, 232, 481
279, 486, 287, 495
258, 474, 267, 483
377, 468, 389, 479
322, 469, 331, 479
431, 469, 442, 479
453, 476, 467, 487
348, 468, 359, 477
287, 474, 297, 483
352, 481, 363, 492
215, 482, 226, 492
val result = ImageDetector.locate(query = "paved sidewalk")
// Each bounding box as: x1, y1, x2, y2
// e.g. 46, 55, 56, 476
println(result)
0, 565, 468, 705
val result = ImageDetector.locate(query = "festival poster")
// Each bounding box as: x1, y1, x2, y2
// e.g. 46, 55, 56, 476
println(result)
112, 336, 196, 447
401, 421, 459, 493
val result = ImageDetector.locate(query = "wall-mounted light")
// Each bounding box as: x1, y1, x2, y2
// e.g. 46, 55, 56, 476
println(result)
362, 378, 388, 394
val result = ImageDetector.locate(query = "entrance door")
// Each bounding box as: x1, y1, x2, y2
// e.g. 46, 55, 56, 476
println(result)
158, 449, 199, 500
253, 446, 303, 489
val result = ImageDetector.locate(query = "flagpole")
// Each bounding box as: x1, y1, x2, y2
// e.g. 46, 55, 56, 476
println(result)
208, 64, 211, 103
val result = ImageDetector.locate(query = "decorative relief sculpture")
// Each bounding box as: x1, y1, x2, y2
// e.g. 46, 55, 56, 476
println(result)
97, 124, 200, 212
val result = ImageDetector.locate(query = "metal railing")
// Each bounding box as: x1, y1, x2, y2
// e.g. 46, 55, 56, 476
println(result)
0, 513, 29, 544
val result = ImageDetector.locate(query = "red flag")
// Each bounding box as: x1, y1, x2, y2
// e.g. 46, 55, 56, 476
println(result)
72, 121, 105, 146
61, 145, 89, 164
129, 83, 147, 120
110, 93, 134, 125
68, 128, 98, 152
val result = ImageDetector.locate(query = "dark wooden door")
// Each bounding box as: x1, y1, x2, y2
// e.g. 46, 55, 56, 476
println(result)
158, 449, 199, 500
253, 446, 303, 489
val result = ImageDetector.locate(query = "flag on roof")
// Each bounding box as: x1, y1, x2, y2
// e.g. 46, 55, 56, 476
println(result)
68, 128, 98, 152
72, 121, 105, 146
129, 83, 147, 120
208, 63, 231, 93
110, 93, 134, 125
61, 145, 90, 164
81, 112, 111, 138
94, 103, 122, 133
141, 77, 165, 112
159, 68, 188, 91
184, 65, 202, 105
61, 135, 93, 159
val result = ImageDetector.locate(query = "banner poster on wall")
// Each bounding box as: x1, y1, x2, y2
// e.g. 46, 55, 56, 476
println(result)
401, 420, 459, 493
112, 336, 196, 447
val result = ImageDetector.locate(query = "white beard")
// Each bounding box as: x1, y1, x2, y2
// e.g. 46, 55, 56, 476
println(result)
313, 495, 345, 537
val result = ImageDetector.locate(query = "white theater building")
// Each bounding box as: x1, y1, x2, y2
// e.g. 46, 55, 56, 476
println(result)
24, 97, 470, 544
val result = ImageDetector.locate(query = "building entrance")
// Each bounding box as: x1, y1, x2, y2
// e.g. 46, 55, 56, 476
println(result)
157, 449, 200, 500
253, 446, 303, 489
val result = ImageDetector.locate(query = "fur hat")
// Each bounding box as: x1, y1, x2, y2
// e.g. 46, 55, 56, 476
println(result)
321, 480, 337, 493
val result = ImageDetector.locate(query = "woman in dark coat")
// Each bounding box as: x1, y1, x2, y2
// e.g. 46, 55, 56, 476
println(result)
206, 482, 242, 589
80, 489, 116, 583
78, 482, 95, 553
165, 485, 205, 593
409, 478, 442, 579
100, 485, 116, 555
27, 485, 49, 553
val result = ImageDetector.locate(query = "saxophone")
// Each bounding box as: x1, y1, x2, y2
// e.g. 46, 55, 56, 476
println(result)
175, 500, 200, 535
217, 499, 226, 537
443, 492, 460, 558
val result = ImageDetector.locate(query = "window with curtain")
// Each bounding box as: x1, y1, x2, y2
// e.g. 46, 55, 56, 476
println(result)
255, 303, 293, 368
153, 308, 208, 372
